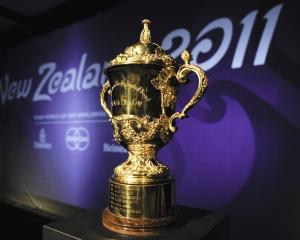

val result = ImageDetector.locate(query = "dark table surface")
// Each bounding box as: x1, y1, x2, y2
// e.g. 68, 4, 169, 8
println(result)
1, 202, 53, 239
43, 206, 229, 240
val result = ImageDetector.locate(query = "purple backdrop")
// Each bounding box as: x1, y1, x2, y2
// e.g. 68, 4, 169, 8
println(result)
0, 0, 299, 239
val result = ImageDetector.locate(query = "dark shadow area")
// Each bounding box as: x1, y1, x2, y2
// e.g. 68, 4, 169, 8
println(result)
1, 201, 54, 239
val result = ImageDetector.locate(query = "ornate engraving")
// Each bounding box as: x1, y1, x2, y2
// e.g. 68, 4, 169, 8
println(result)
109, 45, 175, 67
110, 114, 171, 177
111, 114, 170, 144
151, 67, 177, 114
114, 144, 169, 177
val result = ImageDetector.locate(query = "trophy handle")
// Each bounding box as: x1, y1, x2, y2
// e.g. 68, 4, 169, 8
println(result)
100, 80, 113, 119
168, 50, 208, 132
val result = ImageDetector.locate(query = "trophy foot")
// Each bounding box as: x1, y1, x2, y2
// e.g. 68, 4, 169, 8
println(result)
102, 207, 180, 236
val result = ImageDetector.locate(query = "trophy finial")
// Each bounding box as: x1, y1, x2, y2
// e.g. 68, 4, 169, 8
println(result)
181, 50, 192, 64
140, 19, 151, 44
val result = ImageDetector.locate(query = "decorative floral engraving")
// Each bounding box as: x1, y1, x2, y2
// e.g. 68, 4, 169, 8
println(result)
151, 67, 177, 114
111, 114, 170, 144
114, 144, 169, 177
109, 45, 175, 67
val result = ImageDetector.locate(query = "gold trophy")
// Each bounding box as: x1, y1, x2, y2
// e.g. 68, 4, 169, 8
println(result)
100, 19, 208, 236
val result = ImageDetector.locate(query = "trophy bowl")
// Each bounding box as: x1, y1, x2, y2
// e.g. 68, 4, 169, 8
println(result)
100, 19, 208, 236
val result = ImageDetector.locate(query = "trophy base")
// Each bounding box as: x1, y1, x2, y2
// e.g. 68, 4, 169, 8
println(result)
102, 175, 178, 236
102, 207, 180, 236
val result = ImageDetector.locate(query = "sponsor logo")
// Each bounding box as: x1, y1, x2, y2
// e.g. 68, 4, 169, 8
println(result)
33, 128, 52, 149
103, 142, 127, 153
65, 127, 90, 151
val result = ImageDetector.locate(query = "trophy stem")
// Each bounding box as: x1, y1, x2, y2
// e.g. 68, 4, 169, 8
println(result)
114, 143, 170, 179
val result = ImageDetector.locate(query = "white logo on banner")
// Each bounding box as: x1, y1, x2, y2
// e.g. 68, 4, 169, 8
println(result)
33, 128, 52, 149
65, 127, 90, 151
103, 142, 127, 153
161, 4, 283, 70
0, 4, 283, 106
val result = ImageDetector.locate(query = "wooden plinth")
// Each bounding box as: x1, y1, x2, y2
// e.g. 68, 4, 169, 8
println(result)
102, 207, 180, 237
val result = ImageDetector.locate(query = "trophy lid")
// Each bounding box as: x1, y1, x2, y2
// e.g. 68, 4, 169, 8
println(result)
106, 19, 176, 70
